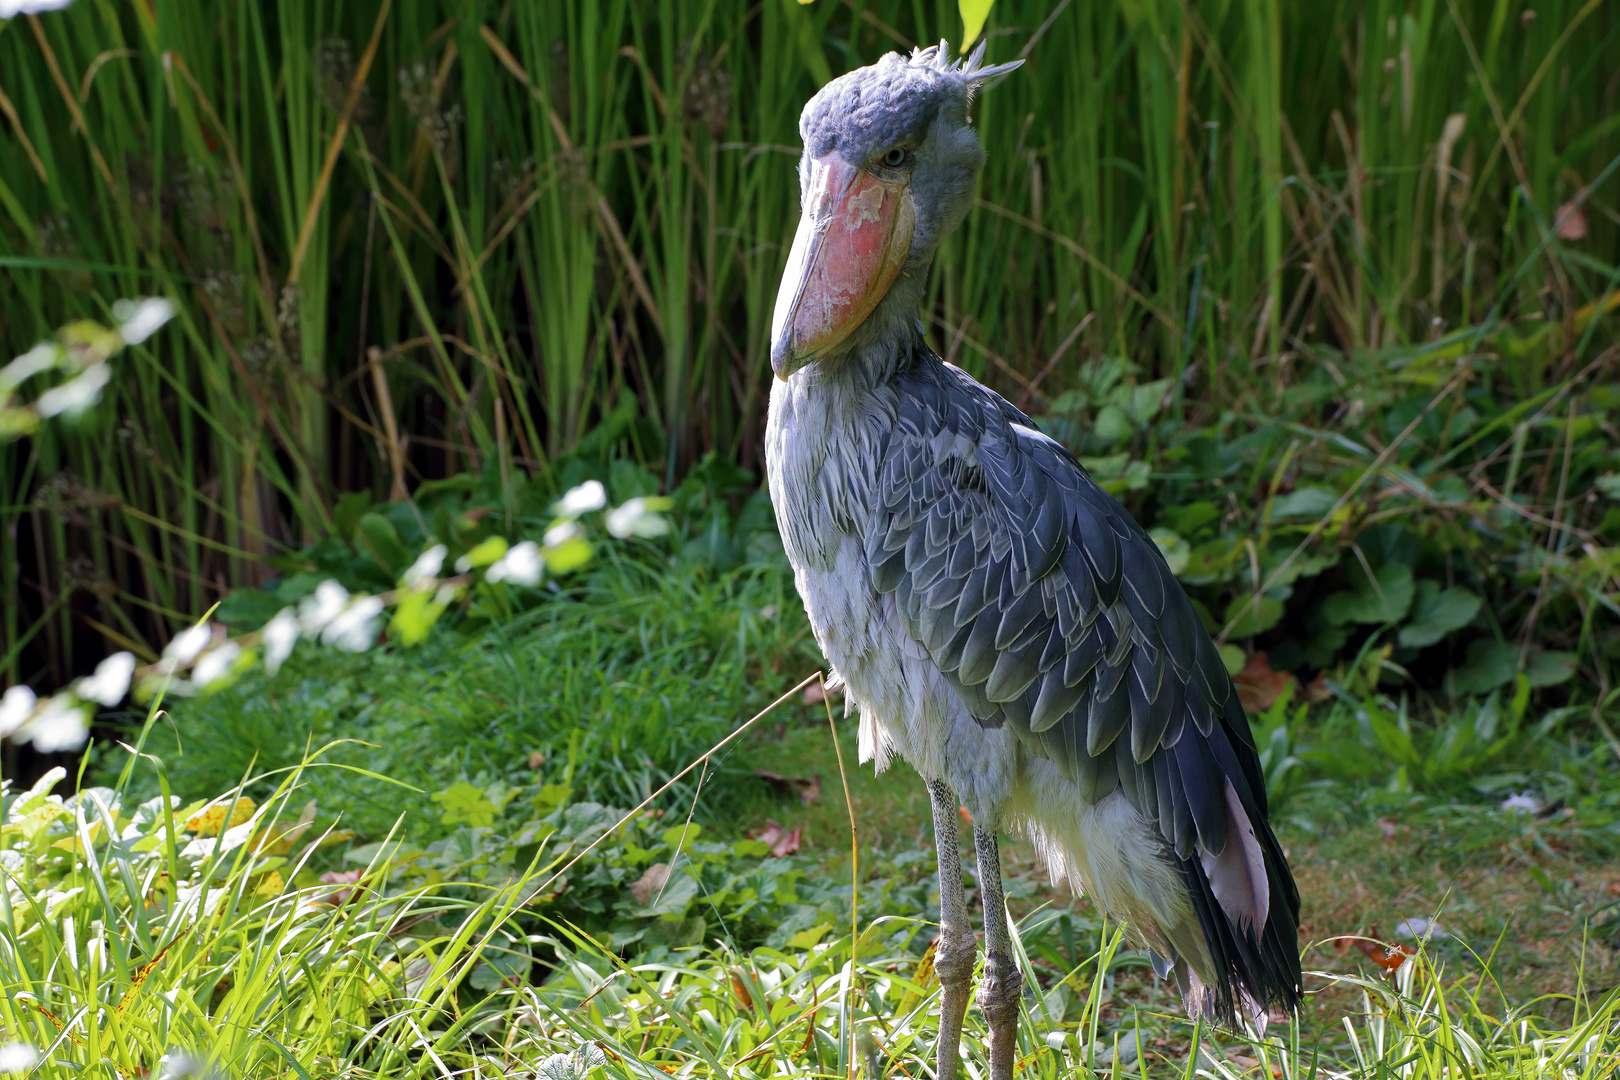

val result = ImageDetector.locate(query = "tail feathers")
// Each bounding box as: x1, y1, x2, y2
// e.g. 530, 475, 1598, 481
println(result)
1170, 817, 1301, 1026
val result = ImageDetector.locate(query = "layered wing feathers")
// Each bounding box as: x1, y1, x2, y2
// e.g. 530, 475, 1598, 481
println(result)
867, 354, 1300, 1019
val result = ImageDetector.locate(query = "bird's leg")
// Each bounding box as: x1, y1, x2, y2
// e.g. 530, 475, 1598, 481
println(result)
928, 779, 974, 1080
974, 825, 1023, 1080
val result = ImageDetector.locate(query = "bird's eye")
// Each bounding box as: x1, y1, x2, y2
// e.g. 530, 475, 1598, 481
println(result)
882, 147, 908, 168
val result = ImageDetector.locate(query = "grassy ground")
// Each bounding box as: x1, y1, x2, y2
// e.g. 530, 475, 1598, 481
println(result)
76, 542, 1620, 1076
745, 703, 1620, 1071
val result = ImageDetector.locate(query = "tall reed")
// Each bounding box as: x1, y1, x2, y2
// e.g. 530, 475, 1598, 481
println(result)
0, 0, 1615, 678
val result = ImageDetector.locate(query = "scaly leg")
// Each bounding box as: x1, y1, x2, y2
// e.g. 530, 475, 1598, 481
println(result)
975, 825, 1023, 1080
929, 780, 974, 1080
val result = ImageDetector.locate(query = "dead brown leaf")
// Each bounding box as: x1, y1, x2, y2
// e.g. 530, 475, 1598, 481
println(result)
1377, 816, 1400, 839
1304, 672, 1332, 702
631, 862, 670, 906
751, 818, 802, 857
1233, 651, 1295, 713
756, 769, 821, 805
1555, 200, 1588, 241
318, 868, 363, 905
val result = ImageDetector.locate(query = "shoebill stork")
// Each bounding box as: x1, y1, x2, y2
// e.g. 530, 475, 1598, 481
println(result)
764, 42, 1302, 1079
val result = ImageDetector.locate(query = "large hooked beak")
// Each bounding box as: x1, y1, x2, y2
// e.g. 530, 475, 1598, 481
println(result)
770, 152, 915, 380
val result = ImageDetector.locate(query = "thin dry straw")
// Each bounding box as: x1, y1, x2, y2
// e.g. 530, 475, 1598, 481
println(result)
520, 670, 824, 904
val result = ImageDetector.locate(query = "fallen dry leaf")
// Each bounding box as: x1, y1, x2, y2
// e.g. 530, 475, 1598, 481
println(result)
1555, 200, 1588, 241
752, 818, 802, 857
318, 868, 363, 905
1304, 671, 1332, 702
756, 769, 821, 805
958, 805, 973, 825
1377, 816, 1400, 839
631, 862, 670, 906
1233, 651, 1295, 713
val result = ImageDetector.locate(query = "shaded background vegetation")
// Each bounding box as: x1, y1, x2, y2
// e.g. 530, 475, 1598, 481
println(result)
2, 0, 1619, 750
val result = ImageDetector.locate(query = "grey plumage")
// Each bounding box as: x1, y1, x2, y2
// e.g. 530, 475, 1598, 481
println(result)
765, 41, 1300, 1065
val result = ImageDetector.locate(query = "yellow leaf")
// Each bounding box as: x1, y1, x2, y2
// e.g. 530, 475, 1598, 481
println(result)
186, 796, 256, 835
960, 0, 996, 47
254, 871, 285, 897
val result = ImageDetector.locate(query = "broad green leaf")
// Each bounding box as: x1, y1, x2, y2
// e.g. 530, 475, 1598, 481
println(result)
1218, 644, 1247, 675
430, 782, 500, 828
1268, 485, 1339, 520
1322, 563, 1415, 625
960, 0, 995, 46
356, 512, 408, 575
1397, 580, 1482, 647
1148, 527, 1190, 576
463, 535, 509, 569
1525, 650, 1577, 687
1447, 639, 1519, 695
1126, 378, 1173, 425
544, 535, 593, 573
1224, 594, 1284, 638
1093, 404, 1132, 443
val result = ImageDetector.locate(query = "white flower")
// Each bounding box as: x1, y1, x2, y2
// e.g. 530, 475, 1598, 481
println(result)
0, 1043, 38, 1073
402, 544, 447, 589
323, 596, 385, 652
543, 521, 582, 548
112, 297, 177, 345
0, 343, 59, 391
0, 686, 37, 738
298, 580, 350, 635
75, 651, 135, 707
0, 0, 71, 18
262, 608, 298, 675
1500, 792, 1540, 815
190, 642, 241, 689
164, 622, 213, 670
605, 497, 671, 539
486, 541, 542, 586
15, 695, 88, 752
554, 480, 606, 517
36, 364, 111, 418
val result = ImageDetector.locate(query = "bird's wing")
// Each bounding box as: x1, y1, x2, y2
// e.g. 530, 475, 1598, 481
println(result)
869, 356, 1298, 1015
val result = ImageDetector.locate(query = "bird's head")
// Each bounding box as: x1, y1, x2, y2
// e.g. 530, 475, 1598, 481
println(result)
770, 41, 1022, 380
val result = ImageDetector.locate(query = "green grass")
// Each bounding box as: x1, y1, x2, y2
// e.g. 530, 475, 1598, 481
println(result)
16, 720, 1620, 1078
100, 543, 818, 840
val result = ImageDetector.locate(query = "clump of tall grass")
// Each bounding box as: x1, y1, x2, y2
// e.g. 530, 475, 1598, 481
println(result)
7, 735, 1618, 1077
1, 0, 1614, 687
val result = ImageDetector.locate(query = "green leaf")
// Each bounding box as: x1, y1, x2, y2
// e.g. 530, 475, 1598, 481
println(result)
463, 535, 509, 569
1594, 473, 1620, 499
1525, 650, 1577, 687
430, 782, 500, 828
1268, 485, 1339, 520
1322, 563, 1415, 625
1125, 379, 1173, 425
1093, 404, 1132, 443
960, 0, 995, 46
1448, 639, 1519, 696
356, 512, 408, 575
1397, 580, 1482, 648
1148, 527, 1190, 576
1218, 644, 1247, 676
543, 535, 593, 574
1224, 593, 1284, 638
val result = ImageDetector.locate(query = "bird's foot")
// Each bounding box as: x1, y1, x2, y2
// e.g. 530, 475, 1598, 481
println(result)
933, 929, 977, 1080
978, 951, 1023, 1080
